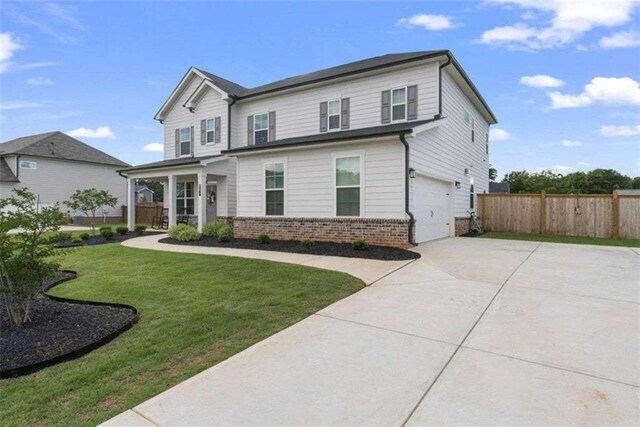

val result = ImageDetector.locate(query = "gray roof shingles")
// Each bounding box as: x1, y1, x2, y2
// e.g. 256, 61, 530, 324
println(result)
0, 157, 19, 182
117, 154, 223, 173
0, 131, 129, 167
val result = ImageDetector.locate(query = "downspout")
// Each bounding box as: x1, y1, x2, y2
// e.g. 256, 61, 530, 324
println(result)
400, 134, 416, 246
227, 95, 237, 151
436, 54, 452, 119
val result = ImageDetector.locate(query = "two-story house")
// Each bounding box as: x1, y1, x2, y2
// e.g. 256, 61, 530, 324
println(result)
118, 50, 497, 246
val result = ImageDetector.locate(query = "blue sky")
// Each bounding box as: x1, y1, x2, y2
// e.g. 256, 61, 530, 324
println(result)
1, 0, 639, 178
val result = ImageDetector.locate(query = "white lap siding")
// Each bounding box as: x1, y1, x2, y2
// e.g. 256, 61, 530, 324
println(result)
409, 69, 490, 218
236, 138, 406, 219
230, 62, 439, 149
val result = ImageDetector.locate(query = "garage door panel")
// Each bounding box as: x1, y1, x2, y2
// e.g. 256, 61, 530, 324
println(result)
414, 176, 452, 243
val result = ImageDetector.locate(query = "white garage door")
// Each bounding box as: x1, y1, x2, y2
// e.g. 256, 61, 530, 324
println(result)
414, 176, 452, 243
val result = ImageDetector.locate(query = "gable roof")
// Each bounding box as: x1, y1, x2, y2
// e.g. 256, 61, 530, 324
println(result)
0, 131, 129, 167
0, 157, 19, 182
157, 50, 497, 124
135, 184, 154, 193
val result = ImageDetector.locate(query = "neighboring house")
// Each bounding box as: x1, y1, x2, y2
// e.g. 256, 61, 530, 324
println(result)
0, 131, 129, 220
135, 184, 155, 203
489, 182, 511, 193
119, 50, 497, 246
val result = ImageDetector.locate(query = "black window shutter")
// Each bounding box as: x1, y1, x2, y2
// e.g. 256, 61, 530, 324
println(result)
215, 117, 221, 144
200, 120, 206, 145
341, 98, 350, 130
175, 129, 180, 157
247, 115, 254, 145
381, 90, 391, 124
319, 101, 328, 132
190, 125, 194, 156
268, 111, 276, 142
407, 85, 418, 121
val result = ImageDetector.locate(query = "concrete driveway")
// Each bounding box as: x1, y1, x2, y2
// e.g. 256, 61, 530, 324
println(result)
104, 238, 640, 426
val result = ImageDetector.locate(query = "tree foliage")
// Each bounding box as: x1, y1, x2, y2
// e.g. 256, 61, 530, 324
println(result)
65, 188, 118, 234
0, 188, 64, 327
503, 169, 637, 194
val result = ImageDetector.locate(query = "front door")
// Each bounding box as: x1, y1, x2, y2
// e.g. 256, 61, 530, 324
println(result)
206, 184, 217, 222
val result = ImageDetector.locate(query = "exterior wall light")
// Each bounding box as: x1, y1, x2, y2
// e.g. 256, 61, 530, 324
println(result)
408, 168, 416, 179
455, 181, 461, 189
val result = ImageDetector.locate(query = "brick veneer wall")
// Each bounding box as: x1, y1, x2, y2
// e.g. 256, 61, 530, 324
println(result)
233, 217, 410, 247
455, 217, 470, 236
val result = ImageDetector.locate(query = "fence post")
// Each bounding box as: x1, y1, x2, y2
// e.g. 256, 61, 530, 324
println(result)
539, 191, 546, 235
612, 191, 619, 239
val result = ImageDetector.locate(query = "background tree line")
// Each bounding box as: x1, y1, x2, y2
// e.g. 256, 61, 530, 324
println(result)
489, 168, 640, 194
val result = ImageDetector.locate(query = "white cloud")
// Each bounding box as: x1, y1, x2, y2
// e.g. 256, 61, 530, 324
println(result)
142, 143, 164, 152
0, 100, 41, 110
16, 62, 55, 70
26, 77, 53, 85
577, 161, 591, 167
489, 128, 511, 141
0, 33, 22, 73
552, 165, 575, 174
599, 124, 640, 137
397, 14, 457, 30
548, 77, 640, 109
480, 0, 640, 49
561, 139, 582, 147
599, 30, 640, 48
67, 126, 115, 139
520, 74, 565, 88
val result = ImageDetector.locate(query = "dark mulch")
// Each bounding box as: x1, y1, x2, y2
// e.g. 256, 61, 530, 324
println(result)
0, 272, 137, 376
55, 230, 163, 248
159, 236, 420, 261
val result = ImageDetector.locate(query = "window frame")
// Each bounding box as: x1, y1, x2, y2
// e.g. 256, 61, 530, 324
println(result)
205, 118, 215, 144
19, 160, 37, 170
390, 86, 408, 123
263, 160, 286, 217
254, 112, 269, 145
469, 177, 475, 210
327, 99, 341, 131
176, 181, 195, 215
333, 152, 364, 218
179, 127, 191, 156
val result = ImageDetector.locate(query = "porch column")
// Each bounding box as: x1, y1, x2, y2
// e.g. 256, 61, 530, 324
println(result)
167, 174, 177, 227
197, 170, 207, 233
126, 178, 136, 230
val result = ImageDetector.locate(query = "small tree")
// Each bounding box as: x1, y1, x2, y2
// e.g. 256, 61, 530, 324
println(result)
0, 188, 64, 327
65, 188, 118, 234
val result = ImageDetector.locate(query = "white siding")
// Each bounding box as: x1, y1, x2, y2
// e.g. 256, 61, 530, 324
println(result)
162, 76, 229, 160
237, 138, 405, 219
0, 156, 127, 217
409, 69, 490, 218
230, 62, 439, 148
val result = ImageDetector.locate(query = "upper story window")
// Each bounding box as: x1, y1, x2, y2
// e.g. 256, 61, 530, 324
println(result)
469, 177, 475, 210
179, 127, 191, 156
265, 162, 285, 216
486, 133, 489, 155
328, 100, 341, 130
335, 156, 361, 217
254, 113, 269, 145
471, 117, 475, 143
206, 118, 215, 144
19, 160, 37, 170
391, 87, 407, 121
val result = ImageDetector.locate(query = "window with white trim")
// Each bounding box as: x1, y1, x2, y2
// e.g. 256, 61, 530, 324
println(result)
265, 162, 284, 216
469, 177, 475, 210
179, 127, 191, 156
254, 113, 268, 145
176, 182, 195, 215
391, 87, 407, 121
19, 160, 37, 170
471, 117, 475, 143
328, 99, 341, 130
206, 118, 215, 144
335, 156, 361, 217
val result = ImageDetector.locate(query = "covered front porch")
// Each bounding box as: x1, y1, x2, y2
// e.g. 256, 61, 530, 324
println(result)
119, 155, 236, 232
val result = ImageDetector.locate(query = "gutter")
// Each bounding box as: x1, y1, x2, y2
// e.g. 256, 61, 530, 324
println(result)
400, 134, 416, 246
227, 95, 237, 150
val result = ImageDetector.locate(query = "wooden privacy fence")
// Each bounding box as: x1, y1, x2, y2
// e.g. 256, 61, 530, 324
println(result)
121, 203, 163, 225
478, 191, 640, 240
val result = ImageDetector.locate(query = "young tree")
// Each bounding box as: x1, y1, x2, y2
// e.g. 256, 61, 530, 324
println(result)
65, 188, 118, 234
489, 167, 498, 182
0, 188, 64, 327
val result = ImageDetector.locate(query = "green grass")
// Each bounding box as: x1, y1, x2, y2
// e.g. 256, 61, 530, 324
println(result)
477, 231, 640, 247
0, 245, 363, 426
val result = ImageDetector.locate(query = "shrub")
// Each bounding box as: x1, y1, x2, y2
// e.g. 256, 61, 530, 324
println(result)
79, 232, 90, 241
116, 226, 129, 236
100, 228, 115, 239
134, 224, 147, 235
257, 234, 271, 244
167, 224, 201, 242
352, 240, 369, 251
52, 231, 72, 242
202, 220, 227, 237
72, 237, 83, 244
99, 226, 112, 232
301, 239, 314, 248
217, 225, 233, 242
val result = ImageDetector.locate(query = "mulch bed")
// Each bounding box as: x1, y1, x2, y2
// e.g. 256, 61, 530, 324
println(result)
159, 236, 420, 261
0, 272, 137, 378
55, 230, 163, 248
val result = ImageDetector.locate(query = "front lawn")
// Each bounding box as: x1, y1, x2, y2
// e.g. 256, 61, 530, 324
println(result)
477, 231, 640, 247
0, 245, 363, 426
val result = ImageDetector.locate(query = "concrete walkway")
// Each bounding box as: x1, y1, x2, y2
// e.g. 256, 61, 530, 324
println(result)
104, 238, 640, 426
